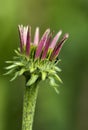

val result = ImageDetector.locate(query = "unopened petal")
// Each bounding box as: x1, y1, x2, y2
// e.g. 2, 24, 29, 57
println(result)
35, 29, 50, 59
18, 25, 24, 52
50, 33, 69, 60
23, 26, 29, 45
26, 26, 31, 56
41, 33, 52, 59
34, 27, 39, 45
49, 30, 62, 49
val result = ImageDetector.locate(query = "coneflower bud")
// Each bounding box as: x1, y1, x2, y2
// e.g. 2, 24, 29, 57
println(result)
5, 25, 69, 93
5, 25, 69, 130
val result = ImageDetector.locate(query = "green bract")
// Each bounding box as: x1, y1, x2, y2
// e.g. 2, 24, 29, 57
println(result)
4, 25, 69, 130
5, 25, 69, 94
5, 48, 62, 93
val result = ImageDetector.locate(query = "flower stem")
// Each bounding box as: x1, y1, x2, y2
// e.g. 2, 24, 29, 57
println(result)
22, 81, 39, 130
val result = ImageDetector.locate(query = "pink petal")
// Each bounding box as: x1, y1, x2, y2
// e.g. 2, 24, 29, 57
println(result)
35, 29, 50, 59
34, 27, 39, 45
26, 26, 31, 56
49, 30, 62, 49
23, 26, 29, 45
50, 33, 69, 60
41, 33, 52, 59
18, 25, 24, 52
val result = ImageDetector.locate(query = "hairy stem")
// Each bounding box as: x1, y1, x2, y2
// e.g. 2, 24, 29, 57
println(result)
22, 82, 39, 130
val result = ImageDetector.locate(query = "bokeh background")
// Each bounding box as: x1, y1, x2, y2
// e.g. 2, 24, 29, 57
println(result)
0, 0, 88, 130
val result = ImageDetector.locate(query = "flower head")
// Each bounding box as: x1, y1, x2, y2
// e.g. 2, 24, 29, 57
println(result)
5, 25, 69, 93
18, 25, 69, 60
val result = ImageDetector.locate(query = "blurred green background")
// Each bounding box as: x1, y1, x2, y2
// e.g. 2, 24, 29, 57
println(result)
0, 0, 88, 130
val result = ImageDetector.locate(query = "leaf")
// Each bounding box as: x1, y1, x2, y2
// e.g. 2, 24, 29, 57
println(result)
26, 74, 39, 86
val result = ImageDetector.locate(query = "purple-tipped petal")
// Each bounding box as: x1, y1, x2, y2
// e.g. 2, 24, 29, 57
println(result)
18, 25, 29, 52
34, 27, 39, 45
35, 29, 50, 59
26, 26, 31, 56
23, 26, 29, 45
50, 33, 69, 60
41, 33, 52, 59
49, 30, 62, 49
18, 25, 24, 52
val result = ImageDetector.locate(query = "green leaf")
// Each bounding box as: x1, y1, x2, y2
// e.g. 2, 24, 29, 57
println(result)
26, 74, 39, 86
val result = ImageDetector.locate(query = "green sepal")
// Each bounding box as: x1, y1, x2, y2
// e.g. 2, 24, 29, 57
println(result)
5, 61, 14, 63
26, 74, 39, 86
10, 72, 19, 81
41, 71, 47, 80
5, 47, 63, 93
54, 74, 63, 83
18, 68, 25, 76
5, 64, 17, 70
13, 56, 20, 60
49, 72, 63, 84
30, 67, 36, 73
14, 62, 24, 66
49, 76, 59, 94
49, 70, 56, 74
3, 69, 15, 75
54, 66, 61, 72
14, 50, 22, 56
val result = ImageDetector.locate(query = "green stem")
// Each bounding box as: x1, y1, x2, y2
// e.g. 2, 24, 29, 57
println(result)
22, 82, 39, 130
